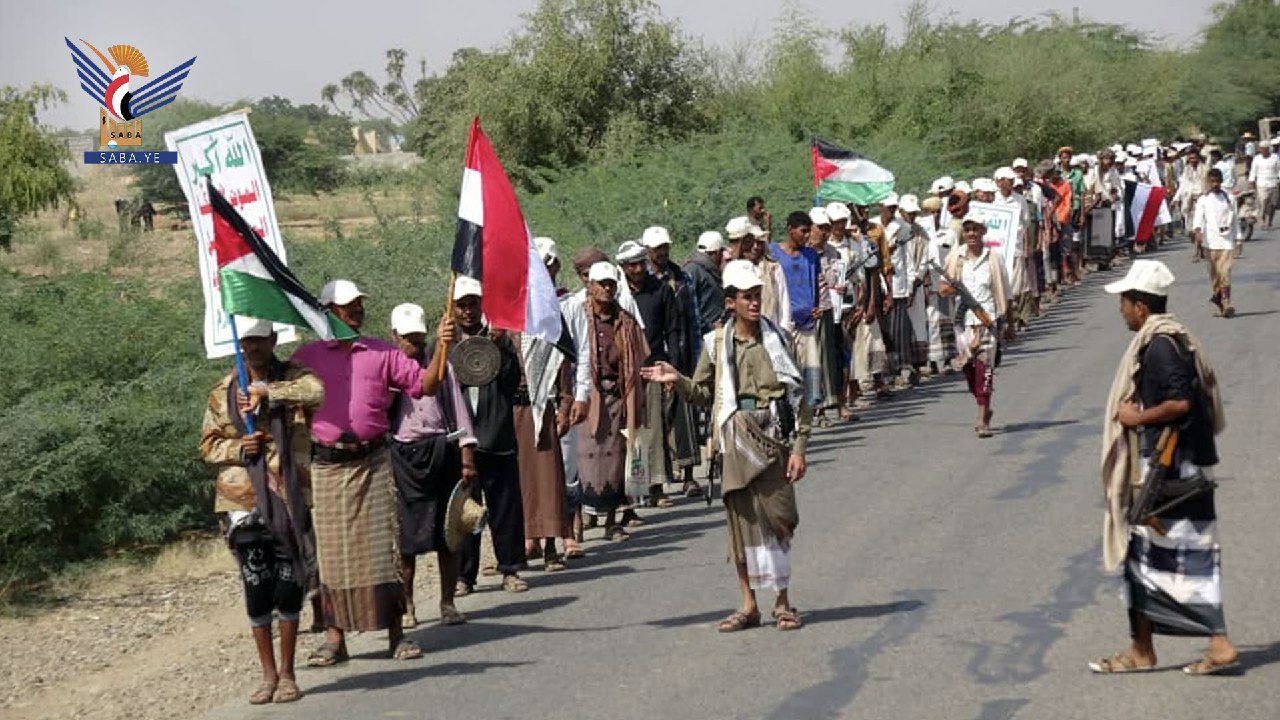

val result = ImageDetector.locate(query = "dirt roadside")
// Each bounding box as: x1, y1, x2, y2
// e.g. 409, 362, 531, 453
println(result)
0, 536, 462, 720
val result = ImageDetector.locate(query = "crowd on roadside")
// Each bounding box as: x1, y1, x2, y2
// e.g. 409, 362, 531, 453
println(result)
198, 130, 1264, 704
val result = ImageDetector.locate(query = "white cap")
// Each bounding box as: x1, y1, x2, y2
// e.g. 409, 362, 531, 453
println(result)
391, 303, 428, 335
1271, 137, 1280, 146
1105, 259, 1175, 296
961, 209, 987, 227
1126, 144, 1142, 155
898, 194, 921, 214
1141, 138, 1159, 148
1110, 144, 1124, 154
722, 259, 763, 291
808, 207, 830, 226
319, 279, 366, 306
1116, 151, 1130, 163
453, 275, 482, 300
868, 216, 884, 226
641, 226, 671, 248
588, 261, 619, 283
534, 236, 557, 264
994, 166, 1017, 181
725, 216, 752, 239
746, 223, 767, 238
616, 240, 648, 263
1011, 158, 1029, 169
973, 178, 998, 194
1125, 157, 1139, 167
1142, 146, 1157, 158
1013, 177, 1026, 188
954, 180, 972, 195
931, 175, 955, 194
237, 317, 276, 339
696, 231, 725, 253
880, 192, 900, 207
825, 202, 852, 222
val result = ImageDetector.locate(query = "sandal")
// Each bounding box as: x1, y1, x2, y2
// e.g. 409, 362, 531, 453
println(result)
653, 497, 676, 509
502, 574, 530, 593
249, 680, 277, 705
717, 610, 762, 633
455, 581, 474, 597
306, 641, 349, 667
439, 605, 467, 626
606, 525, 631, 542
392, 639, 423, 661
1088, 654, 1155, 674
544, 556, 567, 572
402, 601, 418, 629
772, 607, 803, 631
683, 482, 704, 499
1182, 656, 1239, 676
621, 509, 645, 527
272, 678, 302, 703
564, 542, 585, 559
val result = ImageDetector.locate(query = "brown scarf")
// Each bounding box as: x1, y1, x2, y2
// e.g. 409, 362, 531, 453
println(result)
585, 302, 649, 447
226, 361, 316, 586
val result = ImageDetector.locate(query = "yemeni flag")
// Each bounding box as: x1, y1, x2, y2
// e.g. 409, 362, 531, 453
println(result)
1123, 180, 1173, 243
450, 118, 561, 340
207, 177, 355, 340
812, 137, 895, 205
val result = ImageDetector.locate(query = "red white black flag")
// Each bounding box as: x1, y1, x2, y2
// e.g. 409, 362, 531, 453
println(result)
450, 118, 560, 340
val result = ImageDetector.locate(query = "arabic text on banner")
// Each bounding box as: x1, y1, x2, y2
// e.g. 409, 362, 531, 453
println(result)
165, 113, 296, 359
967, 201, 1022, 278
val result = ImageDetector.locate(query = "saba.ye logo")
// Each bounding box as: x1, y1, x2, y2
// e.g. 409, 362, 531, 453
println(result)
64, 37, 196, 164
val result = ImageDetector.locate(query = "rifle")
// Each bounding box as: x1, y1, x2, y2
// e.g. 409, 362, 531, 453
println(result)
928, 258, 994, 328
1126, 426, 1217, 532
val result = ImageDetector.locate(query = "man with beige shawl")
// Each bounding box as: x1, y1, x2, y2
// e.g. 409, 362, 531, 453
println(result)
1091, 260, 1236, 676
643, 260, 811, 634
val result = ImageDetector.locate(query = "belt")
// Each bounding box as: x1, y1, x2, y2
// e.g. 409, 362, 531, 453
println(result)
313, 437, 385, 464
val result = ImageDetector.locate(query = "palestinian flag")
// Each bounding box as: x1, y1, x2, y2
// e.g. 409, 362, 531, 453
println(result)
207, 177, 354, 340
1123, 181, 1173, 243
450, 118, 561, 341
812, 137, 895, 205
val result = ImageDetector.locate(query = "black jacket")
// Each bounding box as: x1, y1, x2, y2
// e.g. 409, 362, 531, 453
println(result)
683, 252, 724, 336
1137, 334, 1218, 470
629, 274, 680, 366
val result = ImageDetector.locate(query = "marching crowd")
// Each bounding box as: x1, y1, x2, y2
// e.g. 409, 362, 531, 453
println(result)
200, 132, 1260, 704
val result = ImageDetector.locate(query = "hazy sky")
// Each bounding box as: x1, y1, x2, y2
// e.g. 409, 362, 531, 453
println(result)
3, 0, 1217, 131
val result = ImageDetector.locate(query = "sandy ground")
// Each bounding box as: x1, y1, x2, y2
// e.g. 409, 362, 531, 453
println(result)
0, 534, 486, 719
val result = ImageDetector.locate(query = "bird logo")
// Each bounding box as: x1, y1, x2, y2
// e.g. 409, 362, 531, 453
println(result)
65, 38, 196, 149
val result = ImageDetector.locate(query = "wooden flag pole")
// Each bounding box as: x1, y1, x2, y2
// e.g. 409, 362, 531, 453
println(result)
437, 273, 456, 381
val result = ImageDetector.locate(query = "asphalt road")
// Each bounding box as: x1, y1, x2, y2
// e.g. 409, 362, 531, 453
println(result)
209, 227, 1280, 720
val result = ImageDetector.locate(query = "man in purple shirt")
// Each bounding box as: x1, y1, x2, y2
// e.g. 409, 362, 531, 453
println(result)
387, 302, 478, 631
290, 280, 453, 666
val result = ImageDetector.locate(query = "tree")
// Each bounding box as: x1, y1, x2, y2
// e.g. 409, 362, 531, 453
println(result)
321, 48, 424, 126
1183, 0, 1280, 137
0, 85, 78, 250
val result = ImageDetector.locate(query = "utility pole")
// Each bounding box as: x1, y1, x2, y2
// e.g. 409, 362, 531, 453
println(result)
1072, 6, 1080, 24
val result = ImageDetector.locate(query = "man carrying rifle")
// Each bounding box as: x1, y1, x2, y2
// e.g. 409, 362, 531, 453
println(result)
937, 211, 1009, 438
1093, 260, 1237, 676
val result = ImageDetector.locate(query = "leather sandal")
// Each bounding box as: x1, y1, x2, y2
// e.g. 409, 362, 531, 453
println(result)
272, 678, 302, 703
306, 641, 349, 667
249, 680, 277, 705
717, 610, 762, 633
772, 607, 803, 631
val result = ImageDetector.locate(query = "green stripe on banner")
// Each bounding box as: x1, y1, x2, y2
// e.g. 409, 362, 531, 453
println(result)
818, 180, 895, 206
219, 269, 311, 327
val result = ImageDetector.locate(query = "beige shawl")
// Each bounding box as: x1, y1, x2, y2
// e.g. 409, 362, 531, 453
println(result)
1099, 314, 1226, 571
